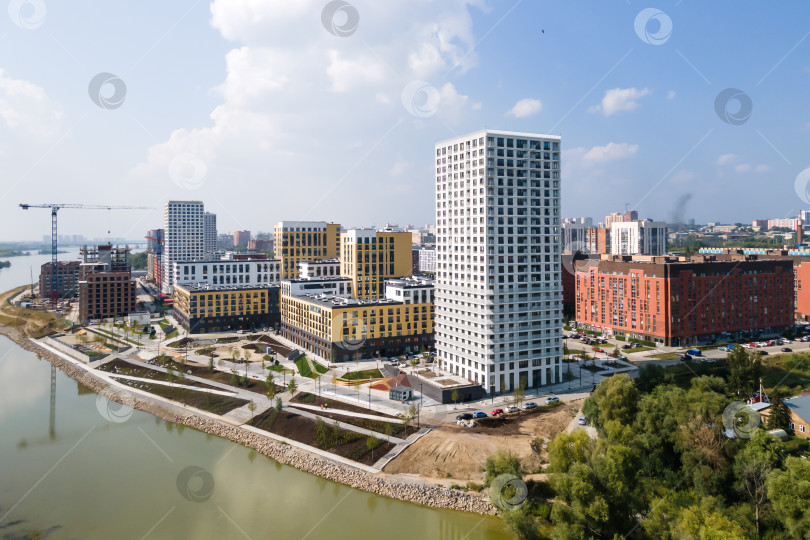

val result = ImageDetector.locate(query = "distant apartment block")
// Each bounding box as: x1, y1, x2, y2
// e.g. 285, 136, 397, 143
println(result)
78, 245, 136, 323
204, 212, 217, 260
39, 260, 80, 299
769, 218, 800, 230
274, 221, 341, 279
297, 259, 340, 279
575, 254, 794, 346
162, 201, 205, 293
610, 220, 667, 256
247, 239, 273, 252
418, 247, 436, 273
435, 129, 563, 392
233, 230, 251, 247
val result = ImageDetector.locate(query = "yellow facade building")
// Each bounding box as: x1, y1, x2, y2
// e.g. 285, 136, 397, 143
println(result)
173, 283, 281, 334
280, 277, 434, 362
340, 229, 413, 300
274, 221, 341, 279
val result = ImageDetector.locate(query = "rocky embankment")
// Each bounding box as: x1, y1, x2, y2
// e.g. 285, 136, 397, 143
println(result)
0, 324, 497, 516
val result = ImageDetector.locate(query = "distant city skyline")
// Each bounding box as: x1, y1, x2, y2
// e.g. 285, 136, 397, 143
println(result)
1, 2, 809, 241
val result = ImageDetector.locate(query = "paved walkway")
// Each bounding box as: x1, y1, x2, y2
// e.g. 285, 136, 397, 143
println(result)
286, 406, 407, 445
373, 427, 432, 470
288, 403, 401, 423
223, 401, 272, 424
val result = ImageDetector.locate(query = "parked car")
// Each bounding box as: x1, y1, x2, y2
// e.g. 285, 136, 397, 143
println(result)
523, 402, 538, 410
686, 348, 702, 357
491, 408, 505, 416
455, 413, 473, 421
507, 406, 519, 413
578, 416, 587, 426
718, 346, 729, 352
681, 354, 693, 361
593, 348, 604, 353
781, 347, 792, 352
622, 344, 632, 350
545, 396, 560, 405
472, 411, 487, 418
781, 338, 792, 344
760, 351, 769, 356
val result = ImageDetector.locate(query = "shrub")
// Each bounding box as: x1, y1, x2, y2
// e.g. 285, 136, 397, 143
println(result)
484, 450, 524, 486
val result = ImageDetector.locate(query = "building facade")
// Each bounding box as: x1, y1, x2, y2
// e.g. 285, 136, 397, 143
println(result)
172, 259, 281, 287
434, 129, 563, 393
274, 221, 342, 279
233, 230, 251, 247
610, 220, 667, 256
39, 261, 80, 299
338, 229, 412, 300
575, 255, 794, 346
78, 245, 136, 323
162, 201, 205, 293
204, 212, 217, 260
173, 283, 281, 334
418, 247, 436, 273
280, 277, 434, 363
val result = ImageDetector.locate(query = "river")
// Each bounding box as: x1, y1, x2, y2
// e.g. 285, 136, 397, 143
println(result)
0, 250, 510, 539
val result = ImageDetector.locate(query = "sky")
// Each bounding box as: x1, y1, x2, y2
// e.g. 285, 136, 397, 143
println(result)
0, 0, 809, 242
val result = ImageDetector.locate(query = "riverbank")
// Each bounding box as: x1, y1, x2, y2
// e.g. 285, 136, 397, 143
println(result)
0, 322, 497, 516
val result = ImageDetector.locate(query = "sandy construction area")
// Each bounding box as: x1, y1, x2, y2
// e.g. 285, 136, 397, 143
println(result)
385, 400, 581, 481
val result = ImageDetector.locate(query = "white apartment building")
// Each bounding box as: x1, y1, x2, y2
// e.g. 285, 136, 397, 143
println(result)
172, 259, 281, 287
561, 221, 589, 253
163, 201, 205, 293
204, 212, 217, 260
418, 247, 436, 273
298, 259, 341, 278
435, 129, 563, 393
385, 276, 435, 304
280, 277, 353, 298
610, 220, 667, 256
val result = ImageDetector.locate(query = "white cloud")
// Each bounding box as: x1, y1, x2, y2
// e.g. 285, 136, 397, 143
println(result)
590, 87, 650, 116
507, 98, 542, 118
129, 0, 484, 224
0, 69, 62, 137
716, 153, 738, 165
755, 164, 771, 173
735, 163, 752, 173
389, 161, 409, 176
581, 142, 638, 166
667, 90, 676, 100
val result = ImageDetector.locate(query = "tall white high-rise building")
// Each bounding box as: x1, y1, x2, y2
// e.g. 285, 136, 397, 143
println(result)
610, 220, 667, 256
434, 129, 563, 393
204, 212, 217, 260
162, 201, 205, 293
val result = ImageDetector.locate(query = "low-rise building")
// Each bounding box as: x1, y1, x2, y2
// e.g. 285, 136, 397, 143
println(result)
280, 277, 434, 362
298, 259, 340, 278
759, 395, 810, 439
575, 254, 794, 346
173, 283, 281, 334
172, 259, 280, 287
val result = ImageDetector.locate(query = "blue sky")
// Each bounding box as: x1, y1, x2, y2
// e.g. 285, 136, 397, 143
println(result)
0, 0, 809, 241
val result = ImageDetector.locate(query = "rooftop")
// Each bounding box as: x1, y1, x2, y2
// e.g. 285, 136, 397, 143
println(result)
176, 283, 280, 293
786, 395, 810, 425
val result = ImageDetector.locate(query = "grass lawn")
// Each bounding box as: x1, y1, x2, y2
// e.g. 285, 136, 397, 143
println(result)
158, 318, 170, 330
295, 357, 316, 379
313, 362, 328, 374
340, 368, 383, 381
647, 352, 681, 360
761, 352, 810, 391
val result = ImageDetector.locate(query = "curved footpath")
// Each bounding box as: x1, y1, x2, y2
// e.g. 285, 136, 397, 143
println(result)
0, 324, 497, 516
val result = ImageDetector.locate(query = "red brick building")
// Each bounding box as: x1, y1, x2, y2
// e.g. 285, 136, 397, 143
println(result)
78, 245, 136, 323
575, 255, 794, 346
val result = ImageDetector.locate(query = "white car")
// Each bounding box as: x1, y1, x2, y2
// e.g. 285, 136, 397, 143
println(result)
718, 346, 729, 352
507, 406, 519, 413
545, 396, 560, 405
741, 343, 752, 349
782, 338, 792, 344
578, 416, 587, 426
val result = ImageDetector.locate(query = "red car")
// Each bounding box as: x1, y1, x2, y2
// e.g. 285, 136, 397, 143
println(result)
491, 408, 505, 416
594, 348, 604, 353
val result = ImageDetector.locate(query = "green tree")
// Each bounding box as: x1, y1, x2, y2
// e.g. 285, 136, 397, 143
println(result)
581, 373, 639, 431
766, 387, 792, 433
331, 372, 338, 394
287, 377, 297, 396
274, 396, 283, 412
451, 388, 459, 408
366, 436, 379, 461
208, 356, 214, 372
484, 450, 525, 486
767, 456, 810, 537
247, 400, 256, 419
409, 356, 419, 369
265, 373, 275, 397
726, 346, 761, 397
734, 430, 784, 535
512, 383, 525, 410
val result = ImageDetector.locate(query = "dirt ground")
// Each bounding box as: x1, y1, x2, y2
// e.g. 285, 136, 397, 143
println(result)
385, 400, 582, 482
